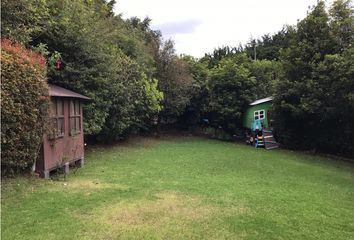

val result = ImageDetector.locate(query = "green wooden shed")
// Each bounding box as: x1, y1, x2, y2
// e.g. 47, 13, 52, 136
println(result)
243, 97, 273, 129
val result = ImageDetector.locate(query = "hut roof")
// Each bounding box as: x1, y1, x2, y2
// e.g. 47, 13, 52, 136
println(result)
249, 97, 273, 106
48, 84, 90, 100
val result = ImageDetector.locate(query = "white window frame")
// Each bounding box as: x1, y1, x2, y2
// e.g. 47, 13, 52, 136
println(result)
254, 109, 265, 121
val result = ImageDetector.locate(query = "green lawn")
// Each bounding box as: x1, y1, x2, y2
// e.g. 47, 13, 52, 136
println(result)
2, 136, 354, 239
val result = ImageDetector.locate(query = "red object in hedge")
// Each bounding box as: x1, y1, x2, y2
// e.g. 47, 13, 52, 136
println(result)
55, 59, 62, 70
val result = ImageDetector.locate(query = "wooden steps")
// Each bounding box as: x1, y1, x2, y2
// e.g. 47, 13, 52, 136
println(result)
255, 135, 264, 148
262, 129, 279, 150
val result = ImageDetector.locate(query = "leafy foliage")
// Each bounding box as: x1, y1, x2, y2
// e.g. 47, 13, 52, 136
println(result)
1, 39, 50, 174
249, 59, 281, 99
178, 55, 210, 127
155, 40, 194, 123
208, 55, 256, 133
1, 0, 165, 150
272, 0, 354, 157
243, 27, 296, 61
329, 0, 354, 52
28, 0, 163, 139
98, 56, 163, 141
1, 0, 49, 44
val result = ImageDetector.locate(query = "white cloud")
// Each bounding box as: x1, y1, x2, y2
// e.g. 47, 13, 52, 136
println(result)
114, 0, 319, 58
157, 19, 202, 35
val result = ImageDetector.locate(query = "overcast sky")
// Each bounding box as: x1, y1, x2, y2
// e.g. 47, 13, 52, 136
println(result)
114, 0, 320, 58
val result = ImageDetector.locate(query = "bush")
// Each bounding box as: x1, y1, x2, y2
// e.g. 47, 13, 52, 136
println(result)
1, 39, 49, 175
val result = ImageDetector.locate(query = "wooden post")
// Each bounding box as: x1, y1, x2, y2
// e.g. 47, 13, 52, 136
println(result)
44, 170, 50, 179
79, 158, 84, 167
64, 162, 70, 174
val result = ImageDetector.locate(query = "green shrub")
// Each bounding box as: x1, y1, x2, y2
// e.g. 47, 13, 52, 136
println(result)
1, 39, 49, 175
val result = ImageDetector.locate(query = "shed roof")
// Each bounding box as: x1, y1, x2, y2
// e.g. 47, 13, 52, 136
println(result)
49, 84, 90, 100
249, 96, 273, 106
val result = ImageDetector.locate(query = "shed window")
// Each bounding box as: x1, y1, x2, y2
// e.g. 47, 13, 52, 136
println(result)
254, 110, 265, 120
50, 98, 65, 138
70, 100, 81, 135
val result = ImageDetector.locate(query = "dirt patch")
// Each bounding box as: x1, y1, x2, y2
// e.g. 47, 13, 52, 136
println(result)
73, 191, 250, 239
61, 179, 127, 191
92, 192, 249, 227
105, 192, 211, 226
122, 134, 198, 148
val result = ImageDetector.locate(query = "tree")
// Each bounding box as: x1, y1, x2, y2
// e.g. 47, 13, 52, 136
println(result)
30, 0, 163, 140
98, 55, 163, 141
329, 0, 354, 52
208, 55, 256, 133
200, 46, 240, 69
34, 0, 118, 135
273, 1, 332, 148
155, 40, 194, 124
243, 27, 295, 61
249, 60, 282, 99
1, 0, 49, 44
178, 55, 210, 128
272, 0, 354, 157
312, 46, 354, 156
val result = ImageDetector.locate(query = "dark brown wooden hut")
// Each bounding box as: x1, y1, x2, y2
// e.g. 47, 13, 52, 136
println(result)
36, 84, 90, 178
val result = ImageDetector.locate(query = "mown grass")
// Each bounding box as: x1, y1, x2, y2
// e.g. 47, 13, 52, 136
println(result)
2, 136, 354, 239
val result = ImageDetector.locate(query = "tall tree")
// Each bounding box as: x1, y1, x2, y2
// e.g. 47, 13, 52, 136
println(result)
1, 0, 49, 44
249, 60, 282, 99
178, 55, 210, 127
329, 0, 354, 52
243, 27, 295, 61
208, 54, 256, 133
273, 1, 332, 148
273, 0, 354, 157
155, 40, 193, 123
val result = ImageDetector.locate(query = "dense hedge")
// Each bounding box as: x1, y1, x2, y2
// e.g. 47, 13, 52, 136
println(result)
1, 39, 49, 174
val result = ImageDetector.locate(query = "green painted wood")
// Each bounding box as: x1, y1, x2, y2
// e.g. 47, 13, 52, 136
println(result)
243, 101, 272, 129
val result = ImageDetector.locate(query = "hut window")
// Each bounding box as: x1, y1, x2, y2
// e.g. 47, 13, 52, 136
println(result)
254, 110, 265, 120
70, 99, 81, 135
50, 98, 65, 138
